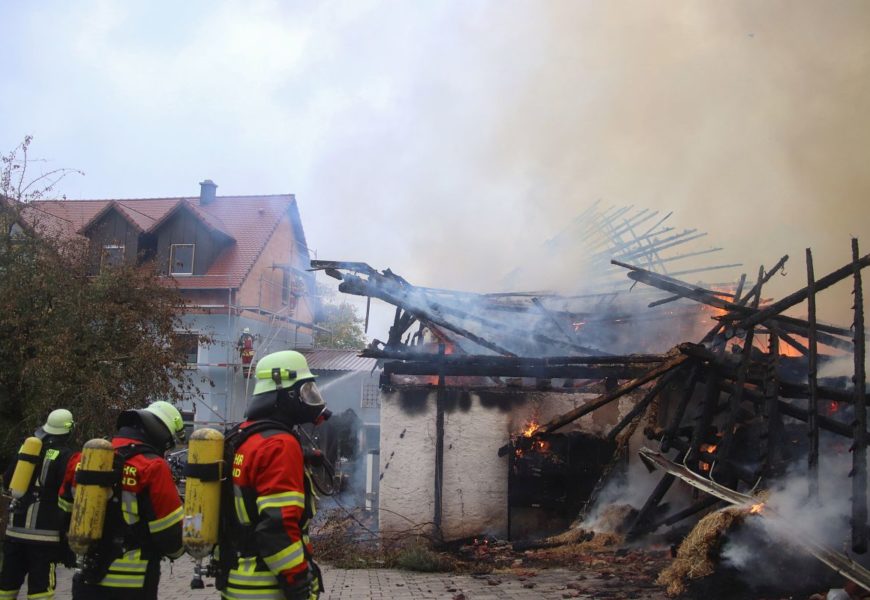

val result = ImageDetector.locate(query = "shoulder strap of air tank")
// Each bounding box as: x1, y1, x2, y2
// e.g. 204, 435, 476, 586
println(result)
234, 419, 294, 448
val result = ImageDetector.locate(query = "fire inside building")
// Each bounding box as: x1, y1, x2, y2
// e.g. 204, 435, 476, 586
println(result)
312, 204, 870, 596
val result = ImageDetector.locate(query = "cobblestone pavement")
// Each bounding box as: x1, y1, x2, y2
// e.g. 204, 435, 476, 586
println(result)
48, 559, 669, 599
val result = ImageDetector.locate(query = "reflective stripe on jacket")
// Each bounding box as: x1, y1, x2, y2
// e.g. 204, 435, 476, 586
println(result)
4, 438, 74, 545
57, 434, 184, 588
220, 421, 315, 599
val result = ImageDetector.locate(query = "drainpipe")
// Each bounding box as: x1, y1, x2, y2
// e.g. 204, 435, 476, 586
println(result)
227, 287, 233, 425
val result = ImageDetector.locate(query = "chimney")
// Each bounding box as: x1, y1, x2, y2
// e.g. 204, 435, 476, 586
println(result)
199, 179, 217, 205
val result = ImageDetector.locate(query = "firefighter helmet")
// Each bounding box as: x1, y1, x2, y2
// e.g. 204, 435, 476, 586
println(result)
40, 408, 74, 436
252, 350, 316, 395
247, 351, 327, 425
117, 401, 186, 453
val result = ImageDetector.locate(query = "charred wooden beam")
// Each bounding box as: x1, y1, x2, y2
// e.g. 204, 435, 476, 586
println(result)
362, 349, 667, 365
763, 333, 782, 477
737, 250, 870, 331
646, 496, 722, 532
628, 446, 688, 539
383, 361, 650, 380
853, 238, 868, 554
717, 265, 764, 462
606, 368, 683, 443
661, 363, 701, 452
339, 272, 517, 356
807, 248, 820, 501
679, 343, 857, 404
434, 346, 446, 537
533, 351, 691, 435
687, 369, 722, 468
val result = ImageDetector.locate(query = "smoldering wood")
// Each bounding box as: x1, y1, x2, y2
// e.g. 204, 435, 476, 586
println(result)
645, 496, 722, 533
737, 250, 870, 331
533, 352, 692, 435
739, 255, 789, 307
807, 247, 820, 501
339, 272, 518, 357
763, 333, 782, 477
363, 349, 668, 365
677, 343, 857, 404
852, 238, 868, 554
638, 447, 870, 592
606, 367, 684, 443
717, 265, 765, 462
766, 323, 810, 356
382, 361, 650, 381
687, 369, 722, 467
661, 363, 701, 452
627, 470, 680, 539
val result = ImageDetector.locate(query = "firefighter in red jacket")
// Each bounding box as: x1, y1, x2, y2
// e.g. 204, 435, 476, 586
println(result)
218, 350, 329, 600
58, 401, 186, 600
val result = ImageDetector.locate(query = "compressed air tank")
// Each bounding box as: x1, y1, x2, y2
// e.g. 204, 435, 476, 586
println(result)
67, 438, 115, 556
8, 437, 42, 499
183, 428, 224, 558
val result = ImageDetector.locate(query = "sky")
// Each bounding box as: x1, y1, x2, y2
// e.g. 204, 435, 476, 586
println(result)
2, 1, 869, 332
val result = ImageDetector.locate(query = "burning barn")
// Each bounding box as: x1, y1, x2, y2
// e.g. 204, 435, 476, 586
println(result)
312, 205, 870, 595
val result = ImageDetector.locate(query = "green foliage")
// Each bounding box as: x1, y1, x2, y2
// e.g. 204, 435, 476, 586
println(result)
313, 301, 367, 350
0, 138, 205, 461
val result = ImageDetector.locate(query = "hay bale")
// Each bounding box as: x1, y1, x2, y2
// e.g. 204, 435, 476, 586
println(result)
656, 506, 746, 597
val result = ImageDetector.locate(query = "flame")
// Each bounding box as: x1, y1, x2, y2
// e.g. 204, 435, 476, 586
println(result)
749, 503, 764, 515
521, 420, 539, 438
699, 443, 718, 472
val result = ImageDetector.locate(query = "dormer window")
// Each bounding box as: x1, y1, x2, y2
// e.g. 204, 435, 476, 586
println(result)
170, 244, 195, 275
101, 244, 125, 272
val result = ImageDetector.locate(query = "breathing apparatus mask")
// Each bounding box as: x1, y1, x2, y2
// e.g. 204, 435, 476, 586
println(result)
247, 378, 331, 426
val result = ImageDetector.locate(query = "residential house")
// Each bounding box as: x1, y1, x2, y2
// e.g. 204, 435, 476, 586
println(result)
24, 180, 319, 425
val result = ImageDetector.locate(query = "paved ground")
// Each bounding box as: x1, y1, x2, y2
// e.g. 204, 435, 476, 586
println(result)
46, 558, 668, 599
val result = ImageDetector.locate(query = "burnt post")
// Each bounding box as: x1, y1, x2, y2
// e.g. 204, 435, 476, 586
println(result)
807, 248, 820, 502
764, 332, 781, 477
853, 238, 867, 554
434, 343, 446, 538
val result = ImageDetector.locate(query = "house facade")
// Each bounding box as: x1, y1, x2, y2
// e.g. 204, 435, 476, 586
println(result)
28, 180, 319, 426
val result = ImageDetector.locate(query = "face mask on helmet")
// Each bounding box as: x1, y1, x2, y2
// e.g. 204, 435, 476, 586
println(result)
247, 380, 330, 426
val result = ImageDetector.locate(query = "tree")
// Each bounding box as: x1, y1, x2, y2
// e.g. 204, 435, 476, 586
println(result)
0, 138, 207, 461
313, 301, 367, 350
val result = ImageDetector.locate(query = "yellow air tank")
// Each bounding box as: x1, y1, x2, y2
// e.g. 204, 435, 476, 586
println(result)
67, 438, 115, 556
8, 437, 42, 499
183, 428, 224, 558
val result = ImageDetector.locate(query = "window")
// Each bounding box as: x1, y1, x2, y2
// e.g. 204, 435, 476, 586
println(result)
170, 244, 195, 275
361, 383, 380, 409
101, 245, 125, 271
176, 333, 200, 366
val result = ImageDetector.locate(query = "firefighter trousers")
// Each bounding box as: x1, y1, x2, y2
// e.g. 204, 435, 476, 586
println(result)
0, 539, 58, 599
71, 559, 160, 600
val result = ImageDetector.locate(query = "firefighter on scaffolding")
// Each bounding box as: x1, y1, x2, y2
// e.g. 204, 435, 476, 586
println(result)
216, 350, 330, 600
237, 328, 255, 378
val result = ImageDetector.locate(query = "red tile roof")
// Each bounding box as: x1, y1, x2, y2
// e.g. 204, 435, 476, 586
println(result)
31, 194, 300, 290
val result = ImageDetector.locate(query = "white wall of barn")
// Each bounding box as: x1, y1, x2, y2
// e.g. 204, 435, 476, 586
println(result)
378, 387, 639, 540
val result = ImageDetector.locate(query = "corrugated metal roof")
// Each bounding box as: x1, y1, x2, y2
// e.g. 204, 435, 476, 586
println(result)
300, 349, 379, 372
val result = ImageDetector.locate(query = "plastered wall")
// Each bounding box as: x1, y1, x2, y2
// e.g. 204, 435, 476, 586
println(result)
378, 387, 636, 540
